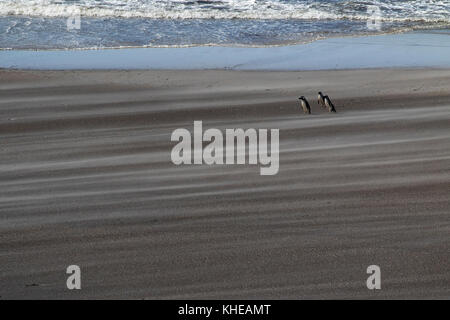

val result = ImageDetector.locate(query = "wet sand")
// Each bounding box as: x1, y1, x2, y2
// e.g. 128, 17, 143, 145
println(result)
2, 30, 450, 70
0, 68, 449, 299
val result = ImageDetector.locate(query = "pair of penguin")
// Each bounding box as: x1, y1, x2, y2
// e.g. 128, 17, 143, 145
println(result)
299, 92, 336, 114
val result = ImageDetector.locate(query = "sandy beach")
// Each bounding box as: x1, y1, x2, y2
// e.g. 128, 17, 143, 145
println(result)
0, 68, 449, 299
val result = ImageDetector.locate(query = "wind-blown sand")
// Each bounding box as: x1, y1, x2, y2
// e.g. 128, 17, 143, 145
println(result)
0, 68, 449, 299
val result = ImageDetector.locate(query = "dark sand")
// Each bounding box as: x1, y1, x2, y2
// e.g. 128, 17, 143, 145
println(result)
0, 69, 449, 299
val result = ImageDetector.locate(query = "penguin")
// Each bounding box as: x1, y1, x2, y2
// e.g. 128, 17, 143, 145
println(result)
324, 96, 336, 113
318, 92, 326, 108
299, 96, 311, 114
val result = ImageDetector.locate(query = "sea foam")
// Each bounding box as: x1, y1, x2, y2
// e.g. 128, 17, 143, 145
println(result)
0, 0, 449, 22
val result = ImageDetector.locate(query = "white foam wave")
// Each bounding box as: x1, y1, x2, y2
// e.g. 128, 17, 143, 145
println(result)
0, 0, 449, 23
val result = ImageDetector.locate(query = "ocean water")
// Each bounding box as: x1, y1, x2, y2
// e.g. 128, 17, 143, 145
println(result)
0, 0, 449, 49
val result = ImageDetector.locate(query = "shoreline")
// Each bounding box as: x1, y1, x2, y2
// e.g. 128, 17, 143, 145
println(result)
1, 29, 449, 70
0, 26, 433, 51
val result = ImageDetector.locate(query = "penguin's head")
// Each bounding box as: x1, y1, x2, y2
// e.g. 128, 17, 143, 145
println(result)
299, 96, 304, 100
318, 91, 322, 95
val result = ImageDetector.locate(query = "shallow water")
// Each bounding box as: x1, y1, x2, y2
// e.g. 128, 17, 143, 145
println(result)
0, 1, 449, 49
